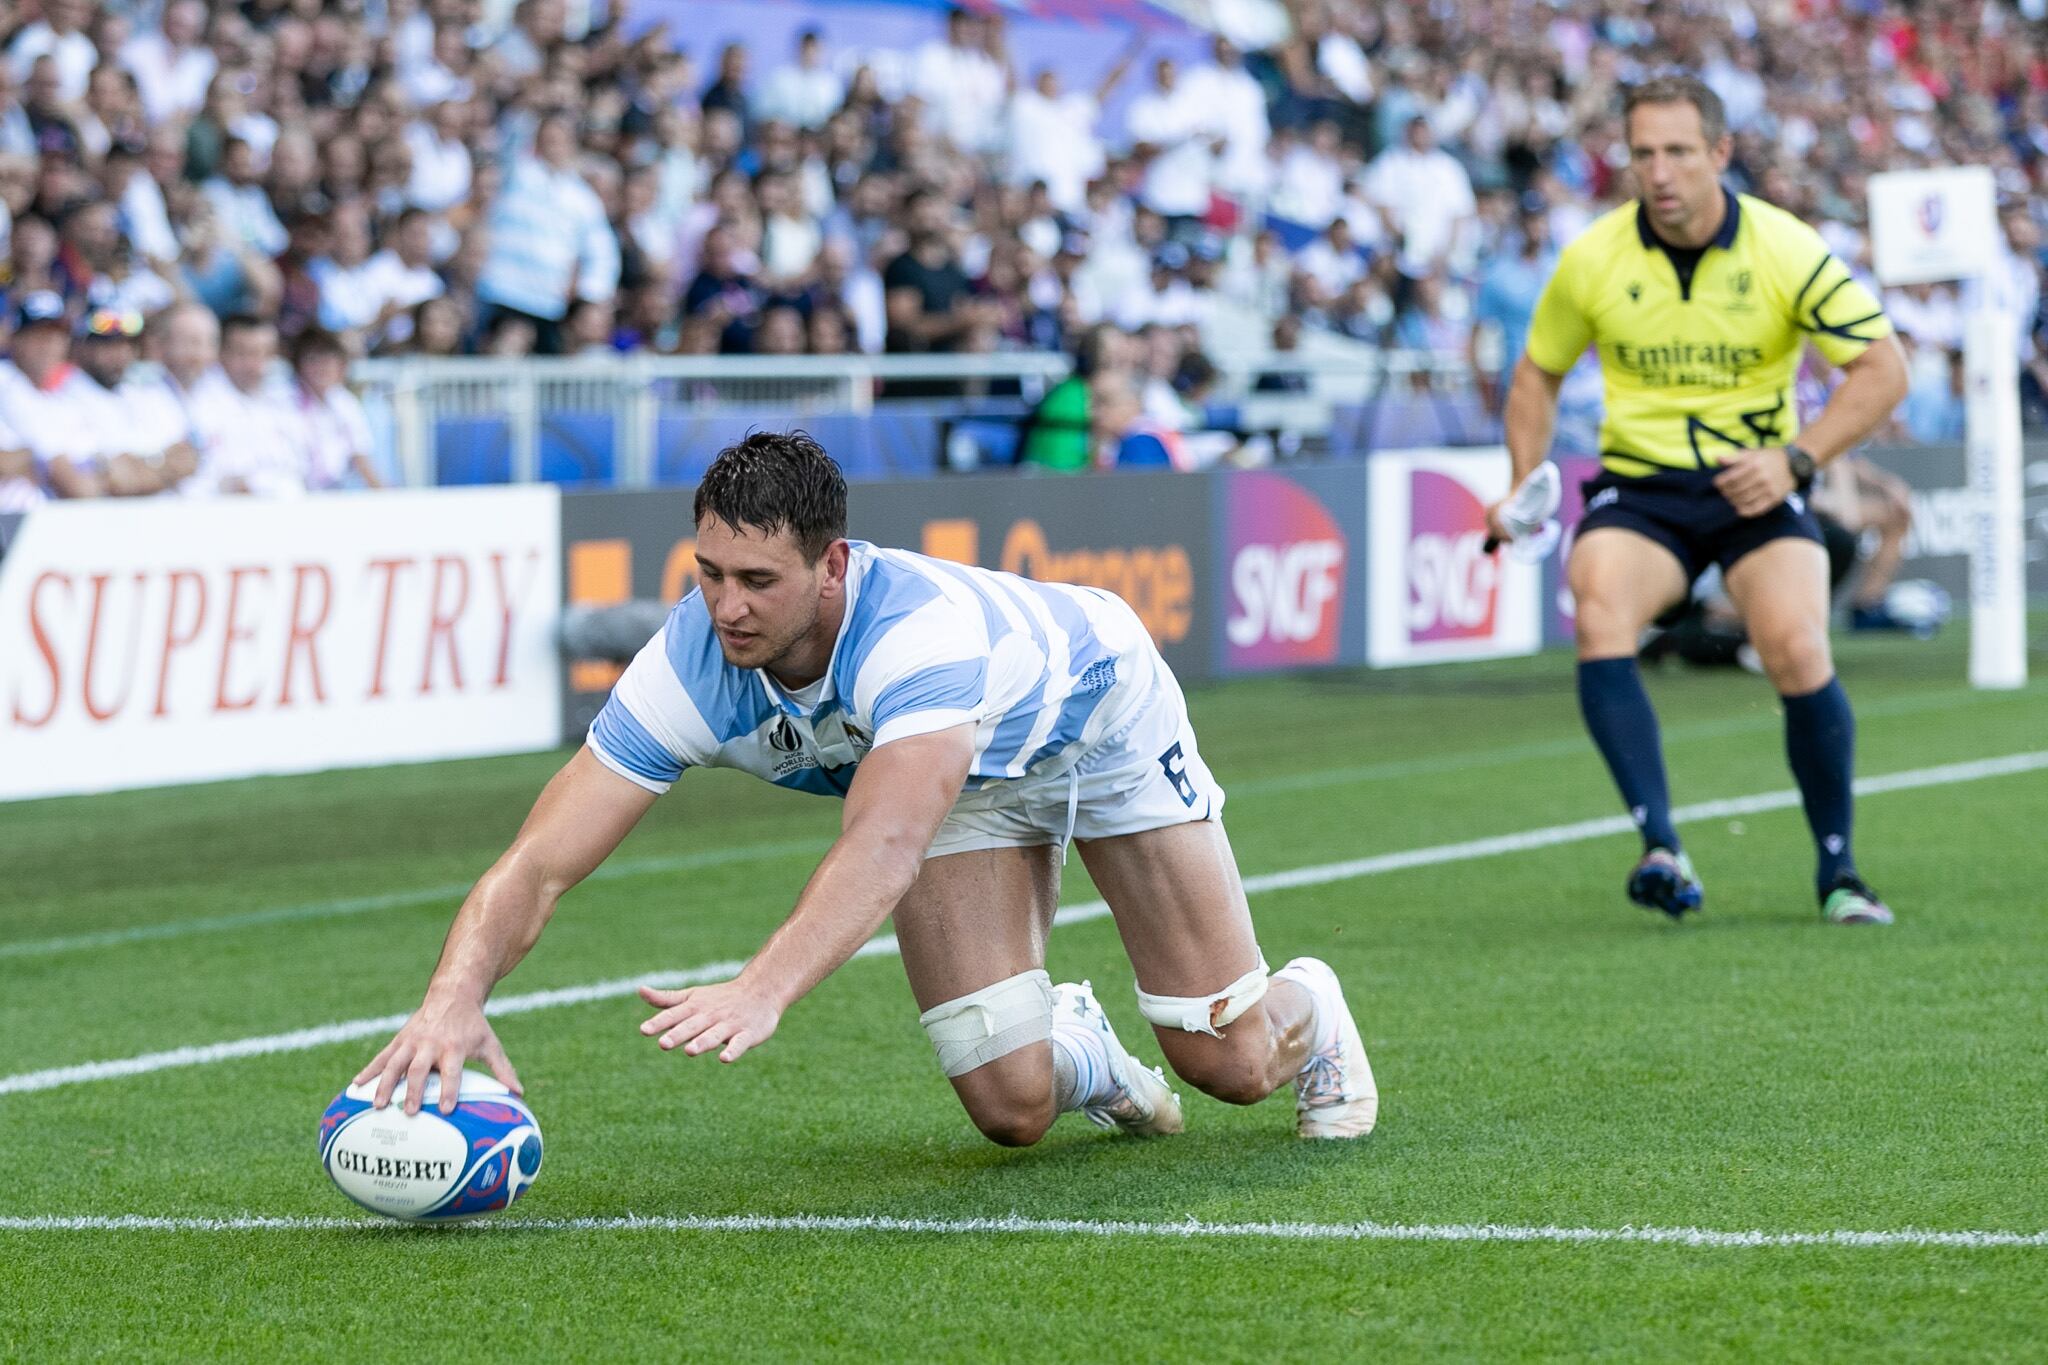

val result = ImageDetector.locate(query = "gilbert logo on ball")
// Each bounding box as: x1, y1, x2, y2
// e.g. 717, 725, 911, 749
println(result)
319, 1071, 542, 1221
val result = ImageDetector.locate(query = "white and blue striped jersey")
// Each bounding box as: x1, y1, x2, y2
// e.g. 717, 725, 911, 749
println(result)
587, 541, 1136, 798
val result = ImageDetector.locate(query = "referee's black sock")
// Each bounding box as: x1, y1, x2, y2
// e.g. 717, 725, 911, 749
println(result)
1577, 657, 1681, 853
1782, 677, 1857, 894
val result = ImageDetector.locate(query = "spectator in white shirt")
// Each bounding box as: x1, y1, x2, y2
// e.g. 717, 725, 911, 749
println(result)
488, 0, 564, 88
1363, 115, 1476, 281
1181, 37, 1271, 207
194, 314, 307, 497
403, 23, 475, 109
123, 301, 219, 470
110, 139, 180, 266
7, 0, 96, 104
312, 200, 397, 341
0, 64, 34, 158
1124, 58, 1220, 227
121, 0, 217, 127
404, 100, 474, 213
757, 168, 821, 290
1005, 40, 1139, 216
74, 306, 197, 495
204, 137, 289, 258
359, 208, 447, 347
758, 29, 843, 132
914, 9, 1005, 155
1268, 119, 1346, 230
0, 291, 109, 503
1295, 217, 1368, 304
291, 328, 380, 490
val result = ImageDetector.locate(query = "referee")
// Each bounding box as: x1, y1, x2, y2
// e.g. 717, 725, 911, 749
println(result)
1487, 76, 1908, 924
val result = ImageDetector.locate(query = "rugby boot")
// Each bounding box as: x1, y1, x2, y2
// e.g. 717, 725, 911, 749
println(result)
1274, 957, 1377, 1139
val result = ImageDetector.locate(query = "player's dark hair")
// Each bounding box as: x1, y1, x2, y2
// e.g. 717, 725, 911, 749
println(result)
1624, 75, 1727, 144
694, 431, 847, 564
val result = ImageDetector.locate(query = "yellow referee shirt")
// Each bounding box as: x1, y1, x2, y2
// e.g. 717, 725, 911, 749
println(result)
1525, 189, 1891, 476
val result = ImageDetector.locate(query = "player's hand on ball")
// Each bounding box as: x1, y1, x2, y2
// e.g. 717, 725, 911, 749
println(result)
1713, 448, 1797, 518
354, 996, 523, 1116
638, 980, 781, 1063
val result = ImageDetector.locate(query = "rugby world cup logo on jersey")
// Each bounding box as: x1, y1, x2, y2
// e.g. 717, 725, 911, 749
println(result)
1222, 472, 1346, 670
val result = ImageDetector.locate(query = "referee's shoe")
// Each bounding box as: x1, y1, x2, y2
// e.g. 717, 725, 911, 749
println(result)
1627, 848, 1703, 919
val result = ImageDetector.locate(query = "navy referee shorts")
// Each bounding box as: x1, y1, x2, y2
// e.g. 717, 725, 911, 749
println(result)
1576, 466, 1824, 585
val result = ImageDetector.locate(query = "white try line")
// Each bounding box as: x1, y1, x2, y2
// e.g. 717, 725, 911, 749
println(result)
2, 681, 2019, 961
2, 748, 2044, 1101
0, 1212, 2042, 1250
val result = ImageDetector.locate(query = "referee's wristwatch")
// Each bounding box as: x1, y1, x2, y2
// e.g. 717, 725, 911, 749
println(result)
1784, 443, 1818, 484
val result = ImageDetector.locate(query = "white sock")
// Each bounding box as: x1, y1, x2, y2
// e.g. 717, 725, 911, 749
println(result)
1049, 1022, 1115, 1111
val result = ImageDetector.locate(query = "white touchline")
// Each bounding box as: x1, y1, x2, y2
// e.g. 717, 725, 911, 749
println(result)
0, 1212, 2042, 1249
1, 749, 2043, 1100
2, 682, 2021, 960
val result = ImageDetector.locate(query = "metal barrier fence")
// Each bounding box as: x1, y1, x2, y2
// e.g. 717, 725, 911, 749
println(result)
350, 349, 1484, 487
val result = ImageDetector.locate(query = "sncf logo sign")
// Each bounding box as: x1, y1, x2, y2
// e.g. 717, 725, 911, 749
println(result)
1405, 469, 1499, 643
1367, 449, 1541, 667
1223, 472, 1345, 668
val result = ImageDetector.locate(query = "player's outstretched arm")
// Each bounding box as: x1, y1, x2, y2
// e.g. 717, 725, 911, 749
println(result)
639, 723, 975, 1064
357, 748, 659, 1113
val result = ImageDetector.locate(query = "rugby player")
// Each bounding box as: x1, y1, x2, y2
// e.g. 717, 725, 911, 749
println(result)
358, 432, 1376, 1145
1487, 76, 1909, 924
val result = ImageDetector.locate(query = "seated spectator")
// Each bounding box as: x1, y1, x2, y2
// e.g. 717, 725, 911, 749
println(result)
1294, 217, 1367, 305
1253, 313, 1310, 393
358, 208, 446, 347
751, 303, 806, 356
11, 0, 102, 105
120, 0, 215, 127
291, 327, 379, 490
1363, 116, 1476, 282
1020, 322, 1122, 473
757, 29, 842, 133
0, 290, 107, 501
1392, 272, 1473, 388
192, 313, 307, 496
204, 137, 288, 258
883, 189, 982, 353
123, 301, 219, 472
74, 305, 195, 494
807, 304, 852, 356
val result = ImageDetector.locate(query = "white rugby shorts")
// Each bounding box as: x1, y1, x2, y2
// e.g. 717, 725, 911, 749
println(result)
925, 621, 1225, 859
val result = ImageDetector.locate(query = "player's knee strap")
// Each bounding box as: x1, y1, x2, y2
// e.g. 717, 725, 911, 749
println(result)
1135, 955, 1269, 1037
919, 969, 1053, 1078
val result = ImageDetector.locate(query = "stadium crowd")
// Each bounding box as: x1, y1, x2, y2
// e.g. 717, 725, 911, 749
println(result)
2, 0, 2047, 499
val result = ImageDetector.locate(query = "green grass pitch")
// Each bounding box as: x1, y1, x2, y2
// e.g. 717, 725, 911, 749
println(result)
2, 626, 2045, 1361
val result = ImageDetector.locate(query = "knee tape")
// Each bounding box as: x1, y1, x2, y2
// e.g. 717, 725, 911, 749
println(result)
1135, 955, 1269, 1037
919, 969, 1053, 1078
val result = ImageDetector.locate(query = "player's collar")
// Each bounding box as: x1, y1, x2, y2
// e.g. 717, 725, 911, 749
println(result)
757, 542, 868, 718
1635, 188, 1741, 253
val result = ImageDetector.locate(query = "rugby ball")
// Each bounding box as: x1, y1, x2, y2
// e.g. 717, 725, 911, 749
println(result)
318, 1071, 542, 1221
